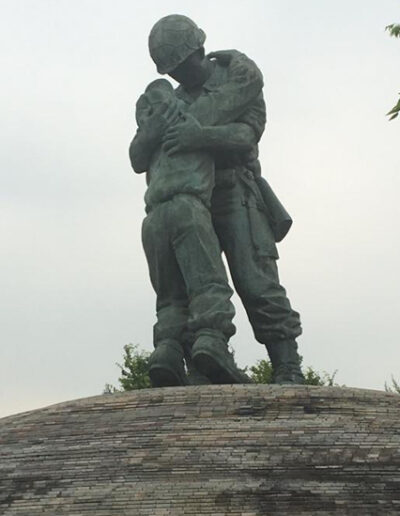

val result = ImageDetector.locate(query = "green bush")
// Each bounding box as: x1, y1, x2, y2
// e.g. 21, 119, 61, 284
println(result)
104, 344, 151, 393
106, 345, 339, 391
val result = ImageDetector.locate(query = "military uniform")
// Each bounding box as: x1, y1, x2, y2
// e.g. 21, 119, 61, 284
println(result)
137, 13, 304, 385
131, 52, 266, 384
175, 56, 302, 348
137, 80, 235, 347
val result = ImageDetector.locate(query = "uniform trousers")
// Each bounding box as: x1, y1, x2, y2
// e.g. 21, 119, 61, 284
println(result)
211, 171, 302, 345
142, 193, 236, 347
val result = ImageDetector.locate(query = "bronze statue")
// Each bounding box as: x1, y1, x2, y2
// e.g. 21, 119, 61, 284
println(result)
129, 15, 304, 386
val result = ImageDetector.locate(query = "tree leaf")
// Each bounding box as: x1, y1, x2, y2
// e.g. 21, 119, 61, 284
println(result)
386, 23, 400, 38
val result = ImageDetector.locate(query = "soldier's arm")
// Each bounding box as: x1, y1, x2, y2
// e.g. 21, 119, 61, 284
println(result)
163, 51, 266, 155
197, 123, 257, 152
129, 97, 180, 173
199, 92, 266, 151
189, 50, 264, 126
129, 127, 162, 174
164, 92, 266, 155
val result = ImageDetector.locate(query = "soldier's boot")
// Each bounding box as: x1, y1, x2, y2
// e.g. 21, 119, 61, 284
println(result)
184, 343, 212, 385
186, 364, 212, 385
266, 339, 305, 385
192, 330, 251, 385
149, 339, 188, 387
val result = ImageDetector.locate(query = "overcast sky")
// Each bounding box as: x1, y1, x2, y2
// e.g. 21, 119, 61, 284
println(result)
1, 0, 399, 418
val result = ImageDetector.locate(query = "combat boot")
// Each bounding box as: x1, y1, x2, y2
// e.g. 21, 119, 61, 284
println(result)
149, 339, 188, 387
181, 340, 212, 385
186, 365, 212, 385
266, 339, 305, 385
192, 330, 251, 384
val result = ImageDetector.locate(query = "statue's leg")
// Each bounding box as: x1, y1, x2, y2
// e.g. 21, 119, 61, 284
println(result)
141, 206, 189, 387
212, 181, 304, 384
169, 194, 249, 384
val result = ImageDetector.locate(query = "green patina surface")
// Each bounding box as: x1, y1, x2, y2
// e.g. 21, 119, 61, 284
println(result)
129, 15, 304, 388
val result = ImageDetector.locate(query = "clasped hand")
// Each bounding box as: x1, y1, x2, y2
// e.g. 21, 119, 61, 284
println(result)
139, 101, 180, 143
162, 113, 203, 156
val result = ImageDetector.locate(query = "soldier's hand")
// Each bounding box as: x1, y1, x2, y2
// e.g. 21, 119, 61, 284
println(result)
140, 102, 181, 144
207, 49, 241, 65
162, 114, 203, 156
208, 50, 263, 89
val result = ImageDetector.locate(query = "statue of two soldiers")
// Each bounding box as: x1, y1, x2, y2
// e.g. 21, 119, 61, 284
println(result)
129, 15, 304, 387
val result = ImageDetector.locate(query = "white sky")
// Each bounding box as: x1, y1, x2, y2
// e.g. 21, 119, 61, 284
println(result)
1, 0, 399, 418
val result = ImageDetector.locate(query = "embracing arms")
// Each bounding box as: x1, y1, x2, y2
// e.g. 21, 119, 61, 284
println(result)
129, 102, 180, 174
129, 50, 265, 172
162, 117, 258, 156
163, 50, 266, 155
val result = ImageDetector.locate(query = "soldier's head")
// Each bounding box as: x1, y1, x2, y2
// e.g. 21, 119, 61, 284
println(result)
148, 14, 209, 89
145, 78, 175, 106
135, 79, 176, 126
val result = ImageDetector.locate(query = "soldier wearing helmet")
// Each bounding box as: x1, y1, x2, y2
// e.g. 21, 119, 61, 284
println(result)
148, 15, 206, 75
130, 15, 305, 385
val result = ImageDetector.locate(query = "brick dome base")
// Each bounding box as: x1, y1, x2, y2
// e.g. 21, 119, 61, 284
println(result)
1, 385, 400, 514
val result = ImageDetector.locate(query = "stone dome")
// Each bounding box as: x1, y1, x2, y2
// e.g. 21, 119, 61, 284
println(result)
1, 385, 400, 515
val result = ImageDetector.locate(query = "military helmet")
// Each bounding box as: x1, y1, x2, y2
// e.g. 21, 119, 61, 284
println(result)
148, 15, 206, 74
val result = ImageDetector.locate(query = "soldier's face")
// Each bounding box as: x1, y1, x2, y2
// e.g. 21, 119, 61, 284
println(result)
168, 49, 206, 89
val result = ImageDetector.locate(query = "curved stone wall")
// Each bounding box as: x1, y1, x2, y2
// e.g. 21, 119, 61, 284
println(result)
1, 385, 400, 515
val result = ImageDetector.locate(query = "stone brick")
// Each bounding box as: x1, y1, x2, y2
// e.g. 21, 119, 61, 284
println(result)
0, 385, 399, 514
